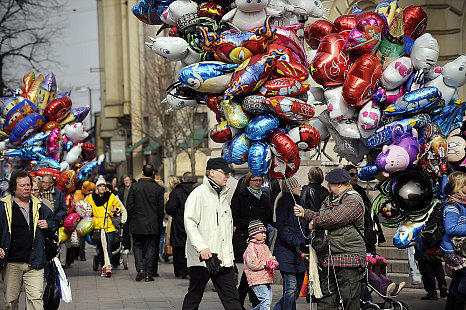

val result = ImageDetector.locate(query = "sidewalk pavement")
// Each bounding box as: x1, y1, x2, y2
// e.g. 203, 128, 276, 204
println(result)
0, 247, 450, 309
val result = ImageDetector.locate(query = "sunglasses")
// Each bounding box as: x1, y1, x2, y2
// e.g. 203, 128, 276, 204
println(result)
349, 173, 358, 177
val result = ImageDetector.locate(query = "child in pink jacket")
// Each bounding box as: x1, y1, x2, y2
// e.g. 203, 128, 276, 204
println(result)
243, 220, 278, 310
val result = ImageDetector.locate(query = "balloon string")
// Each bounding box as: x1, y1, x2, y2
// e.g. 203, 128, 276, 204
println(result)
283, 174, 309, 240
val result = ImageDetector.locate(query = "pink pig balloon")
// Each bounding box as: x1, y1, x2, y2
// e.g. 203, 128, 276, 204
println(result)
46, 128, 63, 161
343, 16, 387, 57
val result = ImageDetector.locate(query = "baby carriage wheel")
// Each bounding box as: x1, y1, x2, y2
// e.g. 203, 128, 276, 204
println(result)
93, 255, 98, 271
393, 300, 412, 310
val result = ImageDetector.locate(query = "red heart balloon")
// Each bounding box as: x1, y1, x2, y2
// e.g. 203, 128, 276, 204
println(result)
310, 33, 353, 87
333, 15, 357, 38
268, 155, 300, 179
304, 20, 335, 50
403, 6, 428, 40
268, 130, 299, 163
342, 54, 382, 107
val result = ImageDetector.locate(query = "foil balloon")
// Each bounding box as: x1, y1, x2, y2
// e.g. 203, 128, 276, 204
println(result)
81, 181, 96, 195
222, 141, 232, 163
245, 114, 280, 141
393, 218, 426, 249
419, 123, 448, 178
41, 121, 61, 133
81, 143, 96, 161
20, 70, 35, 96
65, 193, 75, 214
1, 97, 19, 117
3, 145, 46, 161
44, 97, 72, 122
9, 113, 45, 145
342, 54, 382, 107
375, 127, 420, 176
333, 15, 357, 38
268, 130, 299, 163
257, 78, 309, 98
162, 86, 199, 112
384, 87, 442, 116
29, 168, 61, 179
447, 130, 466, 167
310, 33, 352, 87
376, 8, 405, 69
325, 86, 356, 121
70, 106, 91, 123
330, 118, 360, 139
62, 123, 89, 143
62, 143, 83, 168
70, 230, 80, 247
221, 0, 268, 31
242, 95, 269, 115
56, 170, 78, 195
131, 0, 175, 25
205, 94, 223, 122
410, 33, 439, 72
343, 16, 387, 57
24, 74, 44, 104
228, 133, 250, 165
221, 99, 250, 129
145, 36, 199, 66
432, 98, 466, 136
268, 155, 300, 179
381, 56, 414, 90
375, 0, 397, 25
209, 121, 239, 143
84, 234, 95, 245
3, 99, 38, 133
178, 61, 238, 93
77, 161, 99, 182
46, 128, 63, 161
59, 226, 71, 244
403, 6, 428, 40
391, 172, 433, 214
304, 20, 335, 50
272, 24, 308, 66
33, 158, 62, 171
271, 58, 309, 82
198, 17, 276, 64
358, 102, 381, 139
35, 72, 57, 114
160, 0, 198, 26
75, 200, 93, 218
311, 119, 330, 140
425, 55, 466, 105
76, 217, 95, 236
74, 190, 84, 203
224, 50, 283, 100
199, 2, 227, 20
64, 212, 81, 231
21, 131, 50, 148
287, 125, 321, 151
248, 142, 272, 177
264, 96, 315, 121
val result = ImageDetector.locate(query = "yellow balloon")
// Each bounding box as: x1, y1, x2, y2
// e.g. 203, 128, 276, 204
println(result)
59, 226, 71, 244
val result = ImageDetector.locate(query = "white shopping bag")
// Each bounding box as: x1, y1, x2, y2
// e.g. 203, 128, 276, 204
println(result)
53, 257, 72, 303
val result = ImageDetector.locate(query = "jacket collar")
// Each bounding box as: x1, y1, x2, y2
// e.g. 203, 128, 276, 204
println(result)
1, 194, 42, 236
202, 176, 229, 197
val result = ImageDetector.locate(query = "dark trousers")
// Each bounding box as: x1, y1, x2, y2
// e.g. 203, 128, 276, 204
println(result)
96, 231, 115, 266
418, 259, 447, 296
122, 221, 131, 250
133, 234, 158, 276
182, 266, 242, 310
173, 245, 188, 277
238, 271, 259, 307
317, 266, 364, 310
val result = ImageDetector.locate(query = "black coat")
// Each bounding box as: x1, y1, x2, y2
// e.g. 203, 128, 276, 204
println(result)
300, 183, 329, 212
230, 188, 272, 262
127, 178, 165, 235
165, 182, 194, 247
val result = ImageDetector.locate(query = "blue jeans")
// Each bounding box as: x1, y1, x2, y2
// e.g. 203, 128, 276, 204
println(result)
251, 284, 272, 310
273, 271, 305, 310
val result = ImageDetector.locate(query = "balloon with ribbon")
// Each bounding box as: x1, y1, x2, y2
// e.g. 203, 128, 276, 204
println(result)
248, 142, 272, 177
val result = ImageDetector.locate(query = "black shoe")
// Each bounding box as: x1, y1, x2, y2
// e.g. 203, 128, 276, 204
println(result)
421, 294, 438, 300
441, 287, 448, 298
153, 273, 160, 277
136, 271, 145, 282
145, 276, 154, 282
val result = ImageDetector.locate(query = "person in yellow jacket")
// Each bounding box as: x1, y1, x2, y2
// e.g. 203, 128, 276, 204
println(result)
85, 177, 121, 277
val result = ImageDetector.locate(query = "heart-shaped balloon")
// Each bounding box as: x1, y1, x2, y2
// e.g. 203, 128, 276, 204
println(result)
268, 130, 299, 163
343, 16, 388, 57
268, 155, 300, 179
248, 142, 272, 177
343, 54, 382, 107
403, 6, 428, 40
310, 33, 353, 87
304, 20, 335, 50
333, 15, 358, 38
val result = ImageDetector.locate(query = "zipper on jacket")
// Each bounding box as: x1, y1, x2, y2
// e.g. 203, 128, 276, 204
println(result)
216, 211, 219, 226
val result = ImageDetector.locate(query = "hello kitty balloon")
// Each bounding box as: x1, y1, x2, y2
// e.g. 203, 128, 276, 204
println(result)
381, 57, 414, 90
62, 123, 89, 144
358, 102, 381, 138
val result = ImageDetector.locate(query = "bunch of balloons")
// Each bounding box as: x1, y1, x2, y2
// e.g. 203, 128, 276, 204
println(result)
133, 0, 330, 178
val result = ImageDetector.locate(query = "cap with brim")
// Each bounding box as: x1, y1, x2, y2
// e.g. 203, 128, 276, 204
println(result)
325, 168, 350, 184
206, 157, 235, 173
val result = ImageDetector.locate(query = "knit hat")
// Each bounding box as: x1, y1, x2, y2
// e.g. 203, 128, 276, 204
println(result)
325, 168, 350, 184
248, 220, 267, 239
95, 177, 106, 187
281, 176, 301, 193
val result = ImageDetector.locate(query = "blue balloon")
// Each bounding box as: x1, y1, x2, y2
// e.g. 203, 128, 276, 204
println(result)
3, 145, 46, 161
222, 141, 232, 164
393, 219, 425, 249
248, 142, 272, 177
77, 161, 99, 182
84, 233, 95, 245
384, 87, 442, 116
404, 35, 414, 55
34, 158, 61, 170
229, 133, 250, 165
245, 114, 279, 141
358, 165, 381, 181
63, 140, 74, 152
21, 131, 50, 148
9, 113, 45, 145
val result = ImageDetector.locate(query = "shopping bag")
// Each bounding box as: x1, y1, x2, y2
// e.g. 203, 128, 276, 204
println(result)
43, 263, 60, 310
53, 257, 72, 303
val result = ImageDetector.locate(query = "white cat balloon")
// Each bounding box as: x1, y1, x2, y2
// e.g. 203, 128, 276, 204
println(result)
324, 86, 356, 121
145, 36, 199, 66
358, 102, 381, 139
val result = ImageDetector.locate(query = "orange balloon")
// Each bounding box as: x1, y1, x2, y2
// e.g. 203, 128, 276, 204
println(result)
73, 190, 84, 202
42, 121, 61, 133
81, 181, 96, 195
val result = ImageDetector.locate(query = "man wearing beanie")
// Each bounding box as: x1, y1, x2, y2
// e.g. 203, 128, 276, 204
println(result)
182, 158, 242, 310
295, 167, 366, 310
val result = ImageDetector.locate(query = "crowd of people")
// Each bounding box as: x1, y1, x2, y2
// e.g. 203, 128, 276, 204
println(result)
0, 159, 466, 310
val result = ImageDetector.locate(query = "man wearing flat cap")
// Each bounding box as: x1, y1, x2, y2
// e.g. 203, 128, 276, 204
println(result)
182, 158, 242, 310
295, 167, 366, 310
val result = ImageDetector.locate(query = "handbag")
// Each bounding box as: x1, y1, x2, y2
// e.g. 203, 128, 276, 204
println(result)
105, 202, 121, 228
451, 236, 466, 257
311, 229, 328, 255
40, 204, 59, 261
43, 262, 60, 310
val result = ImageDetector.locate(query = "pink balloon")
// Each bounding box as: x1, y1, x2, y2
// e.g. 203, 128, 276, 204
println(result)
343, 16, 387, 57
46, 128, 63, 161
64, 212, 81, 231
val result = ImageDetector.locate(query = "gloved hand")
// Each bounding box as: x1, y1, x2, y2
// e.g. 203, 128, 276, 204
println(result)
199, 253, 222, 275
265, 259, 278, 271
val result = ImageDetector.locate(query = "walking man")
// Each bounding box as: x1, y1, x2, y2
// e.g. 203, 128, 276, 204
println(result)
127, 164, 164, 282
0, 170, 58, 309
182, 158, 242, 310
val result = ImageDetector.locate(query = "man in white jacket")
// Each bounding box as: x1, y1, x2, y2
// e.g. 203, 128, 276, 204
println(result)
182, 158, 242, 310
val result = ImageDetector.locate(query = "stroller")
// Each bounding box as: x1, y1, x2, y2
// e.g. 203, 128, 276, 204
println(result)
92, 224, 128, 271
297, 246, 412, 310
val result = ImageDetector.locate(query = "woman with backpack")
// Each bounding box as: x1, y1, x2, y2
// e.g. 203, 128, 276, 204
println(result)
441, 171, 466, 310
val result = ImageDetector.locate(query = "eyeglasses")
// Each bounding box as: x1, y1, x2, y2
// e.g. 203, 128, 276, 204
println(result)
215, 169, 231, 177
349, 173, 358, 177
250, 179, 263, 183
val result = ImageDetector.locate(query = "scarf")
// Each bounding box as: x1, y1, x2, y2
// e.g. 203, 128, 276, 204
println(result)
247, 187, 262, 200
92, 191, 111, 206
207, 177, 223, 195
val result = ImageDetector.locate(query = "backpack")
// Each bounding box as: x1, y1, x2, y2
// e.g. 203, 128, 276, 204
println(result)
421, 200, 460, 249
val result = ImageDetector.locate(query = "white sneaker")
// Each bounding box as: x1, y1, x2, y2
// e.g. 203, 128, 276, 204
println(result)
386, 283, 396, 296
394, 282, 405, 296
122, 249, 130, 255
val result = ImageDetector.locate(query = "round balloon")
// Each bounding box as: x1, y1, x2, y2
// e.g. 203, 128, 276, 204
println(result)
287, 125, 321, 151
304, 20, 335, 50
268, 131, 299, 163
229, 133, 250, 165
59, 226, 71, 244
391, 172, 433, 214
245, 114, 280, 141
403, 6, 428, 40
268, 155, 300, 179
75, 200, 93, 218
76, 217, 95, 236
248, 142, 272, 177
64, 213, 81, 231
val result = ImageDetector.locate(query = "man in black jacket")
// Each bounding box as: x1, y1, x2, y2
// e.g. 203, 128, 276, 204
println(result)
0, 170, 58, 310
127, 164, 165, 282
300, 167, 329, 212
165, 171, 195, 279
